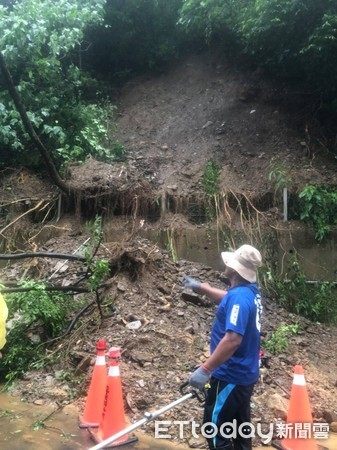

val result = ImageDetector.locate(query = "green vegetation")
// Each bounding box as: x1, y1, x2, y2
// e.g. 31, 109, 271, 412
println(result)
202, 160, 220, 195
0, 216, 111, 383
84, 0, 184, 80
266, 258, 337, 324
2, 0, 337, 172
0, 281, 79, 381
0, 0, 123, 172
179, 1, 337, 95
83, 216, 110, 291
264, 323, 300, 355
180, 1, 337, 155
299, 185, 337, 241
268, 157, 292, 195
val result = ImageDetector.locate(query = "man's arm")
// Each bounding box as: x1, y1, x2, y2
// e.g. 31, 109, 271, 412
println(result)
183, 277, 227, 305
189, 330, 242, 390
196, 283, 228, 305
203, 330, 242, 371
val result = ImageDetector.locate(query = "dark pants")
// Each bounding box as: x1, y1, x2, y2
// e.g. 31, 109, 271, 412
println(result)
203, 378, 255, 450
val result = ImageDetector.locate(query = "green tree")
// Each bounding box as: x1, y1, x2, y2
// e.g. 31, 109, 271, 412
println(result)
84, 0, 184, 81
0, 0, 112, 181
179, 1, 337, 99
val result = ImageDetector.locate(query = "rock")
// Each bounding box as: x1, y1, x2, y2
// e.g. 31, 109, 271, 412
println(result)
184, 325, 194, 334
157, 285, 171, 295
254, 392, 288, 420
28, 333, 41, 344
330, 421, 337, 433
44, 375, 55, 386
75, 356, 92, 375
126, 320, 142, 330
136, 379, 145, 388
33, 399, 45, 405
181, 292, 208, 307
322, 409, 337, 423
202, 120, 213, 129
117, 282, 126, 292
188, 436, 206, 448
267, 393, 288, 419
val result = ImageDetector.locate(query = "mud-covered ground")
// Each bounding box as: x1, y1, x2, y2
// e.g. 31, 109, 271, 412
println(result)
1, 223, 337, 448
1, 51, 337, 448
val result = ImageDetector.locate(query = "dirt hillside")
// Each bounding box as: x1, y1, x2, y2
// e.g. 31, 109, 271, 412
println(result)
112, 51, 336, 197
0, 51, 337, 449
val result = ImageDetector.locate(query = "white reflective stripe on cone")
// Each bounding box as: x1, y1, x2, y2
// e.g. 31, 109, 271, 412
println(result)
293, 374, 306, 386
95, 356, 106, 366
108, 366, 120, 377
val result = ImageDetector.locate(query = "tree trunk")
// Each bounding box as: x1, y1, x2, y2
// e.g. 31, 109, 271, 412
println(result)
0, 51, 78, 196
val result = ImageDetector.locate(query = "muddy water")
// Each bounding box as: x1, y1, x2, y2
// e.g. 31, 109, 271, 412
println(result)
0, 392, 187, 449
1, 393, 336, 450
137, 227, 337, 281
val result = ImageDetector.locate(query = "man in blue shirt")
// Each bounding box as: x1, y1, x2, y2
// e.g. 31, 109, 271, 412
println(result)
183, 244, 262, 450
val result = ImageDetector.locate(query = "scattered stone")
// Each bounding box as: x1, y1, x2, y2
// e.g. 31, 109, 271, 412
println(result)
125, 320, 142, 330
202, 120, 213, 129
75, 356, 92, 375
188, 436, 206, 448
136, 379, 145, 388
322, 409, 337, 423
117, 282, 126, 292
330, 421, 337, 433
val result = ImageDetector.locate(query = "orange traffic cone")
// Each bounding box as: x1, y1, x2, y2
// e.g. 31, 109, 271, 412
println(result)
79, 339, 107, 428
89, 347, 137, 447
279, 365, 318, 450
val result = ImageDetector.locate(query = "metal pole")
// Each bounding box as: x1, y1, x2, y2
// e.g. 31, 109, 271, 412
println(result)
283, 187, 288, 222
88, 392, 194, 450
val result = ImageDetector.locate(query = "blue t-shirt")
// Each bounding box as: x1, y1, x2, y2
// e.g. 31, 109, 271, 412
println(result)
210, 283, 262, 385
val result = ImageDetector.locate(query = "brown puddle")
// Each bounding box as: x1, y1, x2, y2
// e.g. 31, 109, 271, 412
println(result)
0, 392, 335, 449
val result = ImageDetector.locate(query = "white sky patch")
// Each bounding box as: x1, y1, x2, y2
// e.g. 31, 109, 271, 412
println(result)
230, 304, 240, 326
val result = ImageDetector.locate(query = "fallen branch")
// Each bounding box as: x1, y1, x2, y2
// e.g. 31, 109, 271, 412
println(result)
0, 285, 89, 294
0, 197, 40, 207
62, 300, 96, 336
0, 252, 86, 261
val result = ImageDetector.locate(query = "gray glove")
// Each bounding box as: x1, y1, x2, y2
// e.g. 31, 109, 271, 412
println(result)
189, 365, 210, 391
183, 276, 201, 292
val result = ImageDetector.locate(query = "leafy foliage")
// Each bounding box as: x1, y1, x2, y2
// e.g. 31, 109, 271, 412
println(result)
202, 160, 220, 195
179, 1, 337, 111
0, 216, 112, 382
83, 216, 111, 291
83, 0, 184, 81
299, 185, 337, 241
179, 0, 247, 46
264, 323, 300, 355
267, 258, 337, 324
268, 157, 292, 195
0, 0, 124, 170
0, 281, 78, 381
